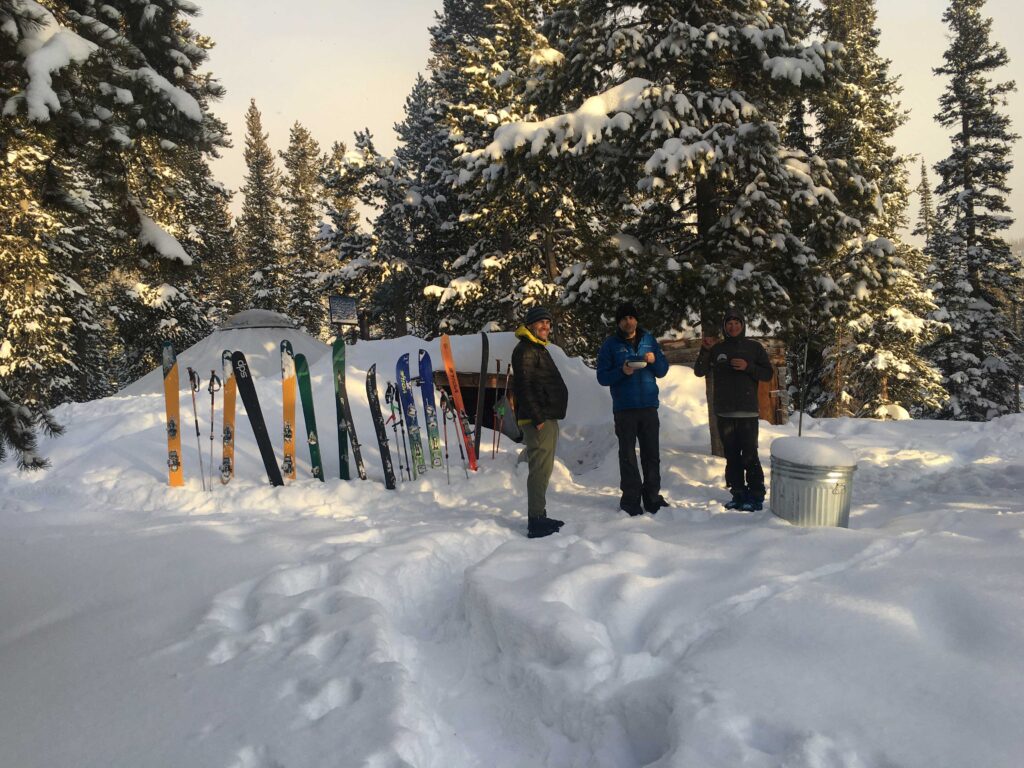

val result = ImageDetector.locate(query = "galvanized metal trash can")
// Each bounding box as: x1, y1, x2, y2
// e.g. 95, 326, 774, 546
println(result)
770, 437, 857, 528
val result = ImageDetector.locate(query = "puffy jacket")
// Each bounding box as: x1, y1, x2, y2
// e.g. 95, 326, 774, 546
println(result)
693, 311, 773, 414
596, 328, 670, 412
512, 326, 569, 426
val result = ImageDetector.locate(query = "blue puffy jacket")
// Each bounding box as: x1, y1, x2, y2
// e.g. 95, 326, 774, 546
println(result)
596, 328, 670, 412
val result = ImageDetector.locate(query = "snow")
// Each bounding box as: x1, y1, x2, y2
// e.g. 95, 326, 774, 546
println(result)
137, 211, 192, 265
476, 77, 652, 163
2, 329, 1024, 767
770, 436, 857, 467
8, 0, 98, 121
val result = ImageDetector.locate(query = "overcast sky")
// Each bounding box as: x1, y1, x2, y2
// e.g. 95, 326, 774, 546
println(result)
198, 0, 1023, 241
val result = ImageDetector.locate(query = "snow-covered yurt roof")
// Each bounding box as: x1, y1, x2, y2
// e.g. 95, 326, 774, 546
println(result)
122, 311, 329, 396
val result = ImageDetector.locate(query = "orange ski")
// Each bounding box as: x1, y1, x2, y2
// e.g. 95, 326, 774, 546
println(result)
162, 341, 184, 486
439, 335, 478, 471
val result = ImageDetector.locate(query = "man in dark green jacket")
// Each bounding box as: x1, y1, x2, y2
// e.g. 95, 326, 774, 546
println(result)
512, 306, 569, 538
694, 308, 774, 510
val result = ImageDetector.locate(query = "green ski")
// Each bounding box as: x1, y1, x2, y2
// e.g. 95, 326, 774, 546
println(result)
295, 353, 324, 481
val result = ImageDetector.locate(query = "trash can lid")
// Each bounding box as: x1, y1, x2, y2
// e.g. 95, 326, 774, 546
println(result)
770, 436, 857, 468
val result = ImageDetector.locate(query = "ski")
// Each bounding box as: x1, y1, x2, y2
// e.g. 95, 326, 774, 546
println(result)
281, 340, 297, 481
231, 351, 284, 487
418, 350, 443, 469
161, 341, 184, 487
332, 339, 349, 480
474, 332, 489, 457
220, 349, 236, 483
295, 353, 324, 481
366, 364, 397, 489
397, 353, 426, 476
439, 335, 478, 471
330, 340, 365, 481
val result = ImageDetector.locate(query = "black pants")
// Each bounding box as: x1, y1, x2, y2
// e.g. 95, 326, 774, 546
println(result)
718, 416, 765, 500
614, 408, 661, 507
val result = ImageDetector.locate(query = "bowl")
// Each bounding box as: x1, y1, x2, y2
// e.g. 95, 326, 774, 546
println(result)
626, 360, 648, 369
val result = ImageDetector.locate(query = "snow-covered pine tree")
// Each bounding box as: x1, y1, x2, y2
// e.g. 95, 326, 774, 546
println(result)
236, 99, 285, 313
279, 122, 328, 336
926, 0, 1020, 420
3, 0, 232, 391
186, 155, 239, 326
428, 0, 608, 340
467, 0, 852, 356
811, 0, 946, 418
913, 159, 936, 247
0, 127, 76, 442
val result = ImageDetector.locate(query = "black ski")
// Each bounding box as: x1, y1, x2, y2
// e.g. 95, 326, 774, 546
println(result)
366, 364, 397, 489
474, 332, 489, 456
337, 359, 367, 481
231, 351, 284, 487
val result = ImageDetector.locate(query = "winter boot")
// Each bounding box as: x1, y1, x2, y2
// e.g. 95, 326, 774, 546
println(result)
527, 517, 560, 539
723, 491, 748, 510
620, 502, 644, 517
644, 495, 670, 514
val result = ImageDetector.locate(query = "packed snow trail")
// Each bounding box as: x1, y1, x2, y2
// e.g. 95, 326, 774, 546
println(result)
1, 333, 1023, 767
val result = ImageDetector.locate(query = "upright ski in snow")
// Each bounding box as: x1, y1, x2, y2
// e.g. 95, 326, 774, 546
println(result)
397, 353, 426, 477
366, 364, 397, 489
474, 332, 489, 457
220, 349, 236, 483
295, 353, 324, 481
418, 350, 443, 469
439, 335, 478, 471
281, 340, 297, 481
332, 339, 349, 480
231, 351, 284, 487
328, 340, 365, 481
162, 341, 184, 487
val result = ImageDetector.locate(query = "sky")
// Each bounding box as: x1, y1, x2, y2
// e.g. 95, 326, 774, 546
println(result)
197, 0, 1024, 242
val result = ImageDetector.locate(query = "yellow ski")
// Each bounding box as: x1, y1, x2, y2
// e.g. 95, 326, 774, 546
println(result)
220, 349, 236, 483
281, 340, 297, 481
162, 341, 184, 487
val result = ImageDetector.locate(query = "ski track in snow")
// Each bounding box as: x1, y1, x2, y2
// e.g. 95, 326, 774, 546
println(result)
3, 337, 1024, 768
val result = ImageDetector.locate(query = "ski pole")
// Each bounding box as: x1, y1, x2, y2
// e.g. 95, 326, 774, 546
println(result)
187, 367, 207, 491
491, 358, 501, 459
207, 371, 221, 491
440, 391, 451, 485
444, 390, 469, 479
386, 383, 410, 482
495, 362, 512, 455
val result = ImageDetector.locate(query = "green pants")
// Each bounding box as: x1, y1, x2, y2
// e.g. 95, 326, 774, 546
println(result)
522, 419, 559, 518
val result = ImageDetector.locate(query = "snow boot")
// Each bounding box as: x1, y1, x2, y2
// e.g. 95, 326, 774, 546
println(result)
723, 491, 748, 510
644, 495, 670, 514
620, 502, 644, 517
740, 496, 764, 512
528, 517, 561, 539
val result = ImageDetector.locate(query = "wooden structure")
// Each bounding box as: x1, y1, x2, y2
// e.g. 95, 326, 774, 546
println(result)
432, 371, 513, 426
660, 337, 789, 426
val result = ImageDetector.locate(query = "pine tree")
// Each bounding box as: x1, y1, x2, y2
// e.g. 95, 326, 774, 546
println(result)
926, 0, 1020, 420
913, 159, 936, 247
0, 127, 75, 443
3, 0, 233, 393
462, 0, 855, 359
236, 99, 285, 313
811, 0, 946, 417
426, 0, 602, 338
279, 122, 327, 335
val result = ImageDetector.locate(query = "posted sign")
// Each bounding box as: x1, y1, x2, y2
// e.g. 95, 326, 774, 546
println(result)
328, 295, 358, 326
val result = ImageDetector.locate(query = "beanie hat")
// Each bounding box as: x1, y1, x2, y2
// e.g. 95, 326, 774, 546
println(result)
524, 306, 553, 326
722, 308, 746, 336
615, 302, 639, 323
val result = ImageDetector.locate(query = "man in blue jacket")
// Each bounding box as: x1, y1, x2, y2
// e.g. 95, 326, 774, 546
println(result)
596, 302, 671, 516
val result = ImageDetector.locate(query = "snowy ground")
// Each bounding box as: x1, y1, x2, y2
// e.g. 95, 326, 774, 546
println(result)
2, 332, 1022, 768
